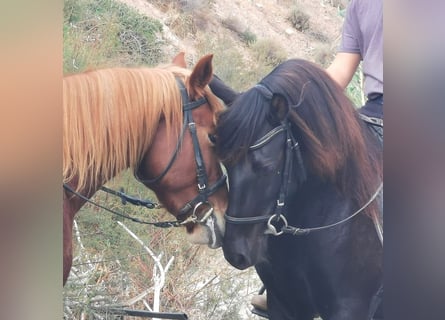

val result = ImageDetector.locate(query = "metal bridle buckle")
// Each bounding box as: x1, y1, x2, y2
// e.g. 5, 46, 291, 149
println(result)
180, 201, 214, 225
265, 214, 288, 236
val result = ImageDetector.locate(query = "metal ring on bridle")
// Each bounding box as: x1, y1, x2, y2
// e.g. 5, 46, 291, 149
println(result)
194, 201, 214, 223
266, 214, 288, 236
180, 201, 214, 225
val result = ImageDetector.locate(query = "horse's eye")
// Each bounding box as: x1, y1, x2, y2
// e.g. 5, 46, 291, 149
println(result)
208, 134, 217, 145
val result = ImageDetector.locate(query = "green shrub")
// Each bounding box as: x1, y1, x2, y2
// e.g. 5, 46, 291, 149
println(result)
63, 0, 164, 73
346, 64, 365, 108
241, 29, 257, 45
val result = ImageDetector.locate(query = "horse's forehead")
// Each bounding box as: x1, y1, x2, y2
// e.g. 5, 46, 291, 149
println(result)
193, 106, 217, 128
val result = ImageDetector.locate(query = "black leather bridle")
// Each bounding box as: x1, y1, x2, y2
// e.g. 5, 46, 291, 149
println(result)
224, 83, 382, 236
224, 117, 383, 236
224, 118, 306, 235
135, 78, 227, 225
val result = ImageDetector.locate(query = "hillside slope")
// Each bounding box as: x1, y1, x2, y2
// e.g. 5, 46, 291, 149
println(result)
118, 0, 344, 78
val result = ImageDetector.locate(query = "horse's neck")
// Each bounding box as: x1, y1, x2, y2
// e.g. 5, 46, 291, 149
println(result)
64, 177, 103, 215
287, 178, 352, 223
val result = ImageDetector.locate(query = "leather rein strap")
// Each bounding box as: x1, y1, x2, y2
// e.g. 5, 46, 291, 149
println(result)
63, 183, 181, 228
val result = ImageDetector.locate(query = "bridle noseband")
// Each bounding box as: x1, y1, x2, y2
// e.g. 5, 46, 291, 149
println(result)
135, 78, 227, 225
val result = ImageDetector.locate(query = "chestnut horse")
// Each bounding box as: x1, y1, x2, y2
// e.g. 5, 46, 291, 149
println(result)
63, 53, 228, 285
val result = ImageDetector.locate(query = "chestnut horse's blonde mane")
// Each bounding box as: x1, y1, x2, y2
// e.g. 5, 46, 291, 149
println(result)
63, 64, 221, 192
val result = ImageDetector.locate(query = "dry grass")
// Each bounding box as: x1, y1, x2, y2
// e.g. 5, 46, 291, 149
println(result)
222, 15, 245, 35
288, 5, 310, 32
251, 38, 288, 67
323, 0, 348, 10
168, 12, 198, 38
313, 43, 334, 68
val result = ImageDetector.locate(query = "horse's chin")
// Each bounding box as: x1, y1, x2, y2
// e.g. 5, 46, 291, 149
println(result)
186, 213, 225, 248
223, 229, 268, 270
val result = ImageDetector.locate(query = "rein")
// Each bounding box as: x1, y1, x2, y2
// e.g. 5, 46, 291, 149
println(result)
99, 185, 160, 209
63, 183, 181, 228
224, 117, 383, 236
279, 182, 383, 236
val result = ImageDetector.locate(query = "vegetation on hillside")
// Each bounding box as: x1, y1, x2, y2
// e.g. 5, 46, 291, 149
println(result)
63, 0, 164, 73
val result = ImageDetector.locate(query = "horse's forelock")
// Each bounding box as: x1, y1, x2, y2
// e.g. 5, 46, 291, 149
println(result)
165, 64, 225, 127
216, 89, 270, 163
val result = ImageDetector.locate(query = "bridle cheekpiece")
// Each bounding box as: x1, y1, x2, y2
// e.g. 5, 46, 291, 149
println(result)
135, 78, 227, 225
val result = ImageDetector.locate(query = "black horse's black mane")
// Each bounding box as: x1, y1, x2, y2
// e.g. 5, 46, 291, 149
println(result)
216, 58, 357, 164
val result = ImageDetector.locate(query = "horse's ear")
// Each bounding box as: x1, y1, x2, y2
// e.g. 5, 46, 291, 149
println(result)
209, 74, 240, 107
271, 93, 289, 121
172, 52, 187, 68
189, 54, 213, 94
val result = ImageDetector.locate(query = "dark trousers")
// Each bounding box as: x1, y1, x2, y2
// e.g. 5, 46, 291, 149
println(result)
360, 94, 383, 119
360, 94, 383, 143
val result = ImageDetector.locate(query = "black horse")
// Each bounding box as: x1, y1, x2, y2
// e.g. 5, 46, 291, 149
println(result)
213, 59, 383, 319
